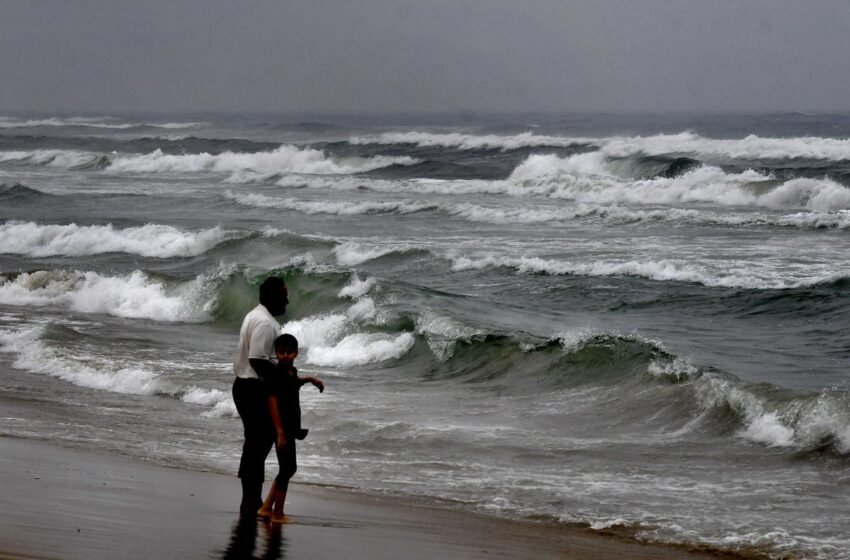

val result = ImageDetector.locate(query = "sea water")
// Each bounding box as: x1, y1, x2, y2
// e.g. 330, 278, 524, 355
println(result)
1, 112, 848, 559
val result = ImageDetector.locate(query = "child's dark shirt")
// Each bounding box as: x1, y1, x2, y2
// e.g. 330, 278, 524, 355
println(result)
266, 361, 302, 438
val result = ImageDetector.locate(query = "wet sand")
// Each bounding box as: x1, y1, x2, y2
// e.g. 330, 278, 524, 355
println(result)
0, 437, 755, 560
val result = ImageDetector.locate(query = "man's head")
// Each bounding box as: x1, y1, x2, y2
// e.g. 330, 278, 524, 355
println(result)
259, 276, 288, 316
274, 333, 298, 363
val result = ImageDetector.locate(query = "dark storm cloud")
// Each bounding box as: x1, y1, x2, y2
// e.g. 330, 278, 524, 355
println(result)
2, 0, 849, 113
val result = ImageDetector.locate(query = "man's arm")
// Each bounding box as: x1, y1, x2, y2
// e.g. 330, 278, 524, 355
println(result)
247, 322, 278, 381
249, 358, 276, 382
267, 394, 287, 449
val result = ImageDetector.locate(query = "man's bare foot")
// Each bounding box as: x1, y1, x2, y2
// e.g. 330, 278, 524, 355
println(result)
257, 507, 272, 519
270, 514, 287, 524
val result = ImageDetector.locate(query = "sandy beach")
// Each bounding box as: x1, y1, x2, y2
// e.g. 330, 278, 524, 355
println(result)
0, 437, 760, 560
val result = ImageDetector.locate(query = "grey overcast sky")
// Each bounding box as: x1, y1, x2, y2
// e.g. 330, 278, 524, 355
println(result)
2, 0, 850, 114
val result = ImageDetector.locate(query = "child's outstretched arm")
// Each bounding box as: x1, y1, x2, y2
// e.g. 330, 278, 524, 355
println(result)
298, 376, 324, 393
267, 395, 287, 448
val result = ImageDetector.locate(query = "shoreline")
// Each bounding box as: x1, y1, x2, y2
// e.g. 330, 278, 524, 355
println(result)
0, 436, 768, 560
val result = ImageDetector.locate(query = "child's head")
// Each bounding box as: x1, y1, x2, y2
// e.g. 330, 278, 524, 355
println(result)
274, 333, 298, 363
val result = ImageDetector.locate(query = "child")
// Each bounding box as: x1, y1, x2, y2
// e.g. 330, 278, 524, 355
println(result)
257, 333, 324, 523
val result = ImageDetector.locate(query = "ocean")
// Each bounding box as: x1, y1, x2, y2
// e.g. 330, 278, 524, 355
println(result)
0, 112, 848, 559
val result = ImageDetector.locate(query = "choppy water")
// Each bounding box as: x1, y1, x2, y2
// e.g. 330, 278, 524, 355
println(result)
1, 112, 849, 559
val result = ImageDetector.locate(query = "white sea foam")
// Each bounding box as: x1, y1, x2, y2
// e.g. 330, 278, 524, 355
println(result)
690, 375, 850, 452
787, 391, 850, 453
553, 329, 606, 354
696, 376, 796, 448
181, 387, 238, 417
758, 178, 850, 211
106, 145, 416, 176
590, 518, 632, 531
445, 201, 684, 225
227, 188, 575, 224
647, 358, 701, 383
415, 311, 483, 341
738, 412, 796, 447
333, 241, 418, 266
0, 150, 35, 164
282, 295, 414, 368
181, 387, 228, 406
478, 200, 850, 229
0, 222, 241, 258
1, 145, 415, 177
415, 311, 484, 361
0, 325, 164, 395
449, 255, 818, 290
283, 314, 349, 349
270, 173, 508, 198
572, 206, 850, 229
450, 200, 850, 228
0, 149, 103, 168
305, 332, 415, 367
0, 116, 205, 129
282, 299, 385, 347
223, 190, 435, 215
350, 130, 594, 151
279, 158, 850, 212
350, 129, 850, 161
346, 297, 378, 322
0, 270, 211, 322
231, 187, 850, 229
338, 276, 376, 299
446, 203, 576, 224
507, 152, 850, 211
775, 210, 850, 229
0, 325, 239, 416
600, 131, 850, 161
204, 398, 238, 418
509, 151, 611, 185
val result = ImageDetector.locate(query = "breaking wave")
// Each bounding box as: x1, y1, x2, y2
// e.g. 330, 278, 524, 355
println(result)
350, 130, 594, 151
0, 325, 166, 395
350, 130, 850, 161
225, 187, 850, 229
0, 116, 205, 129
332, 241, 424, 266
0, 149, 107, 169
0, 324, 236, 416
223, 190, 437, 215
0, 270, 214, 322
0, 145, 418, 178
508, 152, 850, 211
106, 145, 416, 176
0, 221, 245, 258
449, 254, 843, 290
414, 328, 850, 455
446, 203, 850, 229
600, 132, 850, 161
243, 152, 850, 212
659, 361, 850, 454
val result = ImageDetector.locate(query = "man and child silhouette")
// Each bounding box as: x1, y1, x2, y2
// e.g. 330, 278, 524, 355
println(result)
232, 277, 324, 522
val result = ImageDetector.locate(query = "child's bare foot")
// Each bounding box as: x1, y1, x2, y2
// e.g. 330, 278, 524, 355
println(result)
270, 514, 287, 524
257, 507, 272, 519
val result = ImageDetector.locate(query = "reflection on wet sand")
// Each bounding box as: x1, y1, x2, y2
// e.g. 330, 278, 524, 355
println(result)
220, 517, 286, 560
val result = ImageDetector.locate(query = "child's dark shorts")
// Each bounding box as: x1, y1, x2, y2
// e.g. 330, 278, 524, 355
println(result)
274, 439, 297, 485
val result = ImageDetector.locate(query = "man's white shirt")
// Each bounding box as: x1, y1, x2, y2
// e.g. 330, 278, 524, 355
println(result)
233, 304, 281, 379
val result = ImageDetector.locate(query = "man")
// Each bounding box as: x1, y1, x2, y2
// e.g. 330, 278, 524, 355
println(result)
232, 276, 289, 515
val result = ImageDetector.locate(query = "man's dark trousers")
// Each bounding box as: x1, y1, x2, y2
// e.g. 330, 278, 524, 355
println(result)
233, 377, 274, 514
